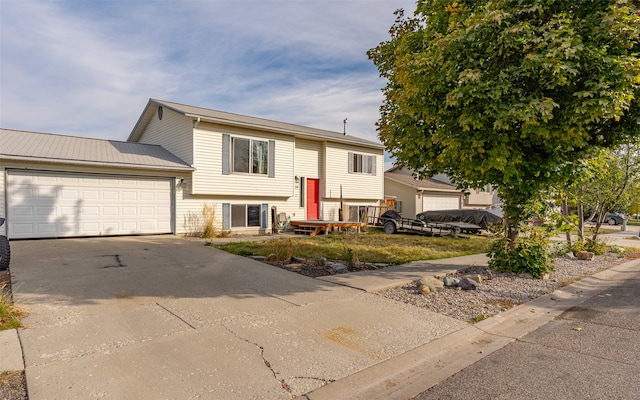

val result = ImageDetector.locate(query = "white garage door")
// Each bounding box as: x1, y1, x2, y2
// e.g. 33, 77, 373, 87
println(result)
422, 195, 460, 211
7, 171, 172, 239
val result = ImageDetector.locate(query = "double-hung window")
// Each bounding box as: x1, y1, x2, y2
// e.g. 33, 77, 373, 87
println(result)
348, 152, 376, 175
223, 134, 275, 177
232, 138, 269, 175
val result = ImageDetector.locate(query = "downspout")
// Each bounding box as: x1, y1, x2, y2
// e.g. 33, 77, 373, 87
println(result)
193, 117, 201, 129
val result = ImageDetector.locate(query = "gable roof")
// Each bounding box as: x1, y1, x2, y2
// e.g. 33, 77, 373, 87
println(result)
385, 167, 462, 193
1, 128, 193, 171
128, 98, 385, 150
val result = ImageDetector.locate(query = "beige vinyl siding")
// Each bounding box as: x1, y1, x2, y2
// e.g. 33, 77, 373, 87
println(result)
324, 143, 383, 201
137, 107, 194, 165
191, 123, 294, 197
175, 179, 298, 234
384, 178, 418, 218
294, 139, 322, 177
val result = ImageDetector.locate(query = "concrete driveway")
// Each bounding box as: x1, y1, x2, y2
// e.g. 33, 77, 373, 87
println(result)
11, 235, 467, 399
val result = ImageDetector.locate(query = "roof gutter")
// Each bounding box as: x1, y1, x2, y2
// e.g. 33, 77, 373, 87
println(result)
0, 155, 195, 172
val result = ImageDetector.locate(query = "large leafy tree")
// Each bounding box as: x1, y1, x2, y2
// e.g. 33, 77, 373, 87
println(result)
369, 0, 640, 246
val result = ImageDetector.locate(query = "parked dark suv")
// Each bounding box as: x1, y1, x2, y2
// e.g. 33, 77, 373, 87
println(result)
586, 213, 625, 226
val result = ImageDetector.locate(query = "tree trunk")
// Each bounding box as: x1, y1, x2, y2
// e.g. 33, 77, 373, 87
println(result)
562, 199, 572, 247
577, 205, 584, 241
504, 215, 520, 250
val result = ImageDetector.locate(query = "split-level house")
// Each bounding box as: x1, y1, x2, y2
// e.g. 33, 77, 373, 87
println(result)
1, 99, 384, 239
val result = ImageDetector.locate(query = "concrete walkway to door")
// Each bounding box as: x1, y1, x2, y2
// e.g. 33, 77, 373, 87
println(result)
9, 235, 468, 399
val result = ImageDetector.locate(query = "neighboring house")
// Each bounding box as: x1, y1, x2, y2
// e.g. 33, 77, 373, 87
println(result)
1, 99, 384, 238
384, 167, 463, 218
431, 173, 500, 210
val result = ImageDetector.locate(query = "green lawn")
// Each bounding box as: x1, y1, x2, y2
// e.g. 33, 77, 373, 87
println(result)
210, 228, 492, 265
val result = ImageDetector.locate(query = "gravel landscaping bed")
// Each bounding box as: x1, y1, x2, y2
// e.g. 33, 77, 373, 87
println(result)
380, 254, 630, 323
0, 371, 27, 400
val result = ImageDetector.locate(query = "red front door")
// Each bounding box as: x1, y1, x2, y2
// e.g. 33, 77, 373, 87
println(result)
306, 178, 320, 220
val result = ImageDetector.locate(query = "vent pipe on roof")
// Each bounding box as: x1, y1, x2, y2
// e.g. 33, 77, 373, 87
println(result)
343, 118, 348, 135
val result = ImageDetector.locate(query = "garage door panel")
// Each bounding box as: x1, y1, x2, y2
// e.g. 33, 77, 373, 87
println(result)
13, 206, 34, 217
83, 206, 100, 216
37, 223, 57, 234
81, 222, 100, 232
61, 189, 79, 199
103, 191, 119, 200
7, 171, 172, 239
139, 221, 156, 230
103, 206, 119, 216
82, 190, 100, 200
12, 224, 34, 235
122, 191, 138, 201
11, 187, 35, 201
121, 221, 138, 231
37, 205, 53, 215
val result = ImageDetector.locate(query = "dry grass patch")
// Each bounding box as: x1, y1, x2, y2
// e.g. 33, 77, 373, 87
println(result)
211, 229, 491, 265
0, 284, 23, 331
0, 370, 27, 400
488, 298, 521, 309
559, 276, 584, 287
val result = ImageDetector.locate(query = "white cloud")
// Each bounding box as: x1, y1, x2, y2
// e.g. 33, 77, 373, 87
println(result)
0, 0, 416, 142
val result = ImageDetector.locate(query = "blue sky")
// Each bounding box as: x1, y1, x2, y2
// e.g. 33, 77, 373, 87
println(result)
1, 0, 417, 169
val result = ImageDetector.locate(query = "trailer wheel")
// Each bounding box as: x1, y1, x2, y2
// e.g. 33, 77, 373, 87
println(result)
383, 220, 397, 234
0, 236, 10, 271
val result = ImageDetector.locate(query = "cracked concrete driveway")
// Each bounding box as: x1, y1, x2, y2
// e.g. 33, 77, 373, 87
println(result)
11, 235, 467, 399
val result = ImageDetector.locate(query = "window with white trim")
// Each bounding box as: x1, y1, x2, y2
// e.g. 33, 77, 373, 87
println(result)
348, 152, 376, 175
231, 204, 261, 227
223, 135, 274, 177
232, 138, 269, 175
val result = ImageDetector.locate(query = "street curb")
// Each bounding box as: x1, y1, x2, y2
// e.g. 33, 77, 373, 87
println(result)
0, 328, 24, 372
306, 258, 640, 400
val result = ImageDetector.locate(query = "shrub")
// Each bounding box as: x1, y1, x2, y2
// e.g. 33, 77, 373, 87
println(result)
342, 246, 359, 267
487, 227, 554, 279
266, 239, 293, 264
571, 238, 607, 255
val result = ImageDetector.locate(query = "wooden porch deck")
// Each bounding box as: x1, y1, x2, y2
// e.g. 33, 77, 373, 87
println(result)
289, 220, 362, 237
